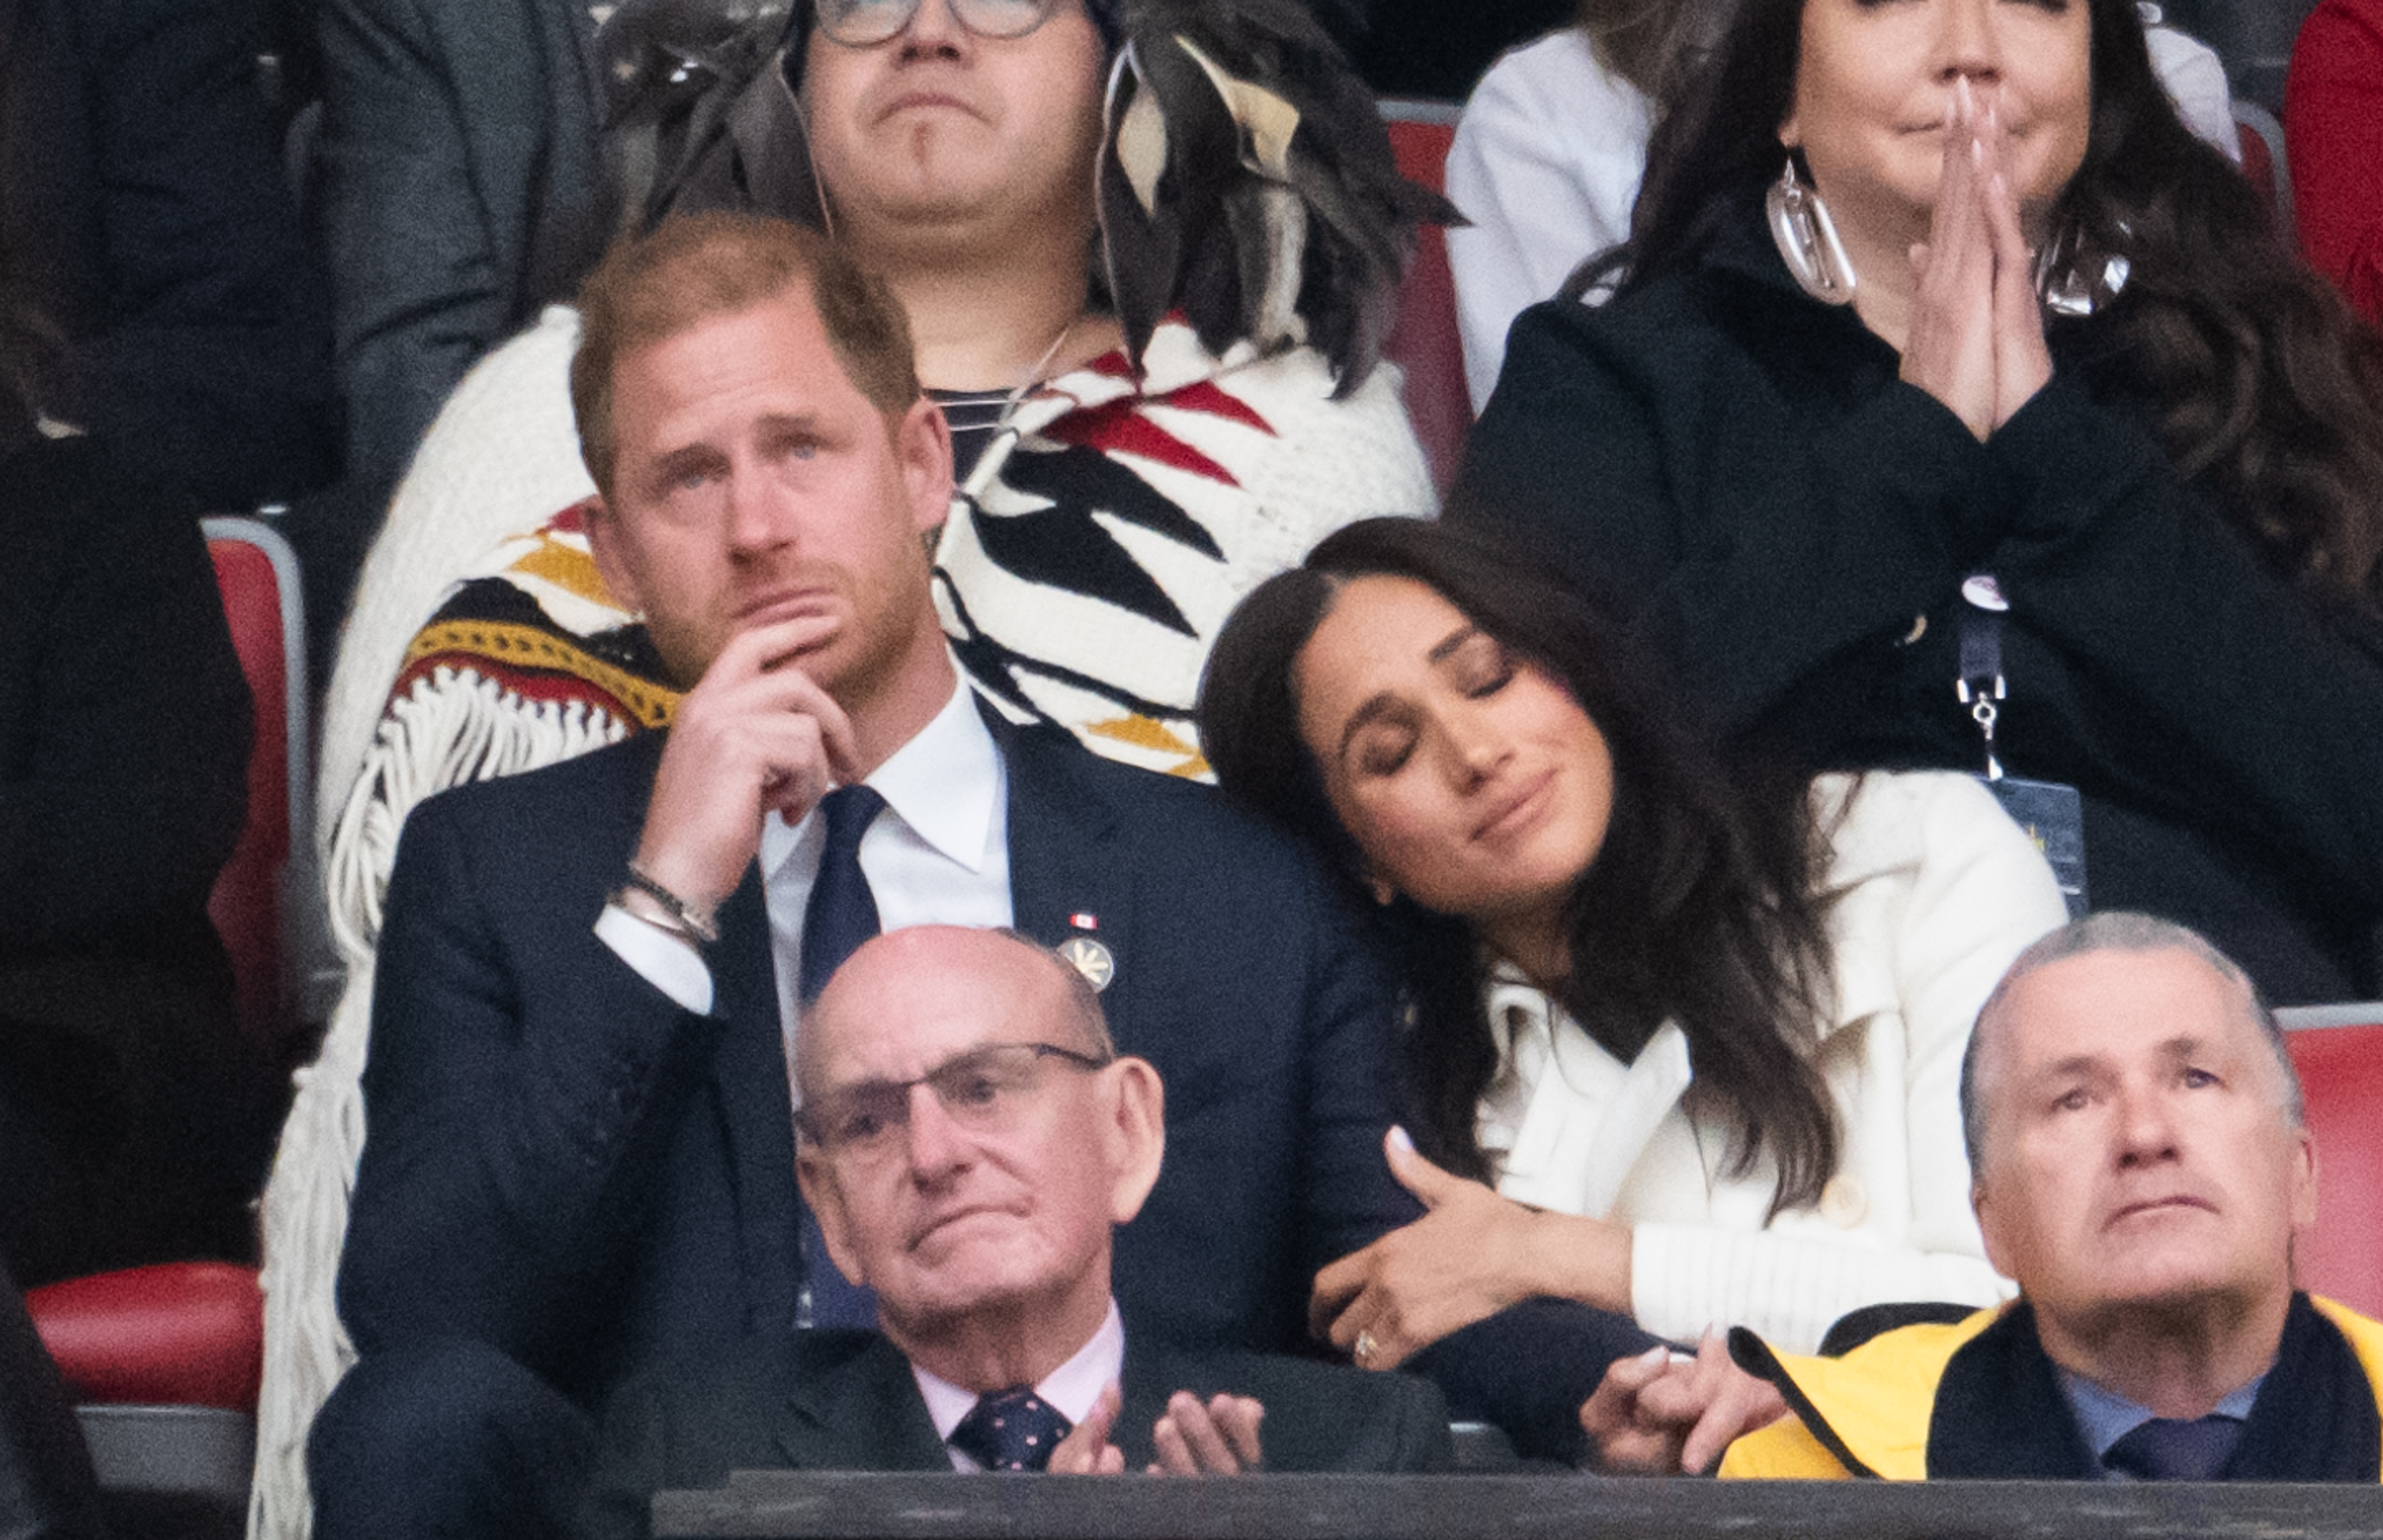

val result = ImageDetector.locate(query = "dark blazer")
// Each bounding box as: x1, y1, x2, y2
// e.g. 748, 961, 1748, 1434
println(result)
2, 0, 336, 505
339, 709, 1423, 1406
1925, 1297, 2381, 1482
579, 1326, 1455, 1539
311, 0, 611, 488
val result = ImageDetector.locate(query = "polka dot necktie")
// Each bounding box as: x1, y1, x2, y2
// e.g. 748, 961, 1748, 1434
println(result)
948, 1385, 1074, 1472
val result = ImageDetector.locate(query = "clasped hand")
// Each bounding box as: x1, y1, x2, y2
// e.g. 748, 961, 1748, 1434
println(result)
1045, 1384, 1265, 1474
1898, 76, 2053, 441
1578, 1330, 1788, 1475
1311, 1129, 1630, 1370
630, 614, 860, 913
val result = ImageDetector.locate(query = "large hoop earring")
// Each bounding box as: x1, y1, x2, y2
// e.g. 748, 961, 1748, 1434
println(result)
2034, 219, 2130, 318
1766, 158, 1857, 306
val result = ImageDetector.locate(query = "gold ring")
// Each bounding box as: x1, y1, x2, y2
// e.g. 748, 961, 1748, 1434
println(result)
1354, 1330, 1377, 1364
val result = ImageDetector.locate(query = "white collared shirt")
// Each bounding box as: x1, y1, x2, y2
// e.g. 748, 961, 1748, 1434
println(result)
913, 1301, 1127, 1472
596, 674, 1013, 1087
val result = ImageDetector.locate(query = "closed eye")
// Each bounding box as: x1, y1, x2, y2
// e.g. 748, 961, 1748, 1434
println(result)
1354, 723, 1419, 778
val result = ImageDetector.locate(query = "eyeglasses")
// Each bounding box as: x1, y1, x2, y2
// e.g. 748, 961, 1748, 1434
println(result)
798, 1040, 1110, 1156
813, 0, 1061, 46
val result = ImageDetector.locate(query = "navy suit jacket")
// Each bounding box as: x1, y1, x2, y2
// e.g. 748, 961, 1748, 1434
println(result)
579, 1326, 1455, 1537
340, 709, 1422, 1407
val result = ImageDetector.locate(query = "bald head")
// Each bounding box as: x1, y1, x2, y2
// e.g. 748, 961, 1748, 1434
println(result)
790, 924, 1164, 1388
797, 926, 1111, 1106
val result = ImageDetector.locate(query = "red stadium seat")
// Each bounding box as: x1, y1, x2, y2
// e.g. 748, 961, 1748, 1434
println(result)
2281, 1007, 2383, 1320
201, 516, 312, 1058
17, 523, 302, 1530
26, 1264, 262, 1412
1380, 100, 1468, 494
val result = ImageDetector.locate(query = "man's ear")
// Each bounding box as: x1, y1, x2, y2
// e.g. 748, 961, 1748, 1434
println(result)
2291, 1127, 2319, 1234
897, 396, 955, 539
1972, 1176, 2013, 1283
584, 496, 645, 615
1100, 1057, 1166, 1226
798, 1147, 870, 1287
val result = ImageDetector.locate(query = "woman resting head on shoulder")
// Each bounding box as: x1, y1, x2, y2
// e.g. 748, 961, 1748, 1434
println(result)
1198, 517, 2069, 1472
1457, 0, 2383, 1002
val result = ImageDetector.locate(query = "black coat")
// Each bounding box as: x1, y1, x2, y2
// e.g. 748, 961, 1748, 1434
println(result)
0, 438, 270, 1284
1456, 210, 2383, 1002
2, 0, 336, 505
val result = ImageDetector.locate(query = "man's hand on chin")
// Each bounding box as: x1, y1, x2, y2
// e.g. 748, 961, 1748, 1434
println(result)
632, 613, 859, 913
1042, 1384, 1267, 1475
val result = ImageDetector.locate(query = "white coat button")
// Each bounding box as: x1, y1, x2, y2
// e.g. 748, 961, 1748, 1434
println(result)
1819, 1174, 1867, 1228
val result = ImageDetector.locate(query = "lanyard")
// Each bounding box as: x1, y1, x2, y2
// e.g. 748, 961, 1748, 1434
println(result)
1953, 573, 2091, 917
1957, 573, 2010, 781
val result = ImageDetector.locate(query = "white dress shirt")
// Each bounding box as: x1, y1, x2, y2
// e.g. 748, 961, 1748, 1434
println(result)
596, 674, 1013, 1086
913, 1301, 1127, 1472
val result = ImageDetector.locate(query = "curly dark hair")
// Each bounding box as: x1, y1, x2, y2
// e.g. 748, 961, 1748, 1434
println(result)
1197, 516, 1843, 1215
1595, 0, 2383, 619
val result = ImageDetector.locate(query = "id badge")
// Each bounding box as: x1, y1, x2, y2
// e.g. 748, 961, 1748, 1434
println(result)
1977, 774, 2088, 920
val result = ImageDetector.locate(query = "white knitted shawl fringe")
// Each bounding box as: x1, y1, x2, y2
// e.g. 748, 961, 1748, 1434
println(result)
249, 669, 626, 1540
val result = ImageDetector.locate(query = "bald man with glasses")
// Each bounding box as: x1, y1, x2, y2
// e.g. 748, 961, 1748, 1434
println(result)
580, 928, 1452, 1536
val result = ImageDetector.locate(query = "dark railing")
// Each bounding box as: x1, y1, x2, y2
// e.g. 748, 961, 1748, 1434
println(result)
656, 1472, 2383, 1539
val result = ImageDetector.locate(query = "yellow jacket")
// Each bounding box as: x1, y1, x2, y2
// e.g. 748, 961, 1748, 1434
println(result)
1721, 1295, 2383, 1480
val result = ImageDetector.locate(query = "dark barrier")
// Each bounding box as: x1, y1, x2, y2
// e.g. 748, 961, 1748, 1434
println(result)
656, 1472, 2383, 1539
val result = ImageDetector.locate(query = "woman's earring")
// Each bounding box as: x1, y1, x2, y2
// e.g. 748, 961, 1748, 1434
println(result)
1765, 159, 1858, 306
2034, 219, 2131, 318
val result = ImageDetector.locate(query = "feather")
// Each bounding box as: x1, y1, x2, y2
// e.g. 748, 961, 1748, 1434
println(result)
596, 0, 819, 231
1099, 0, 1460, 392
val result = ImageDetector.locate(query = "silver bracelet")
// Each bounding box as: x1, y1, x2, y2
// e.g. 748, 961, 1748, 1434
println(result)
612, 864, 721, 946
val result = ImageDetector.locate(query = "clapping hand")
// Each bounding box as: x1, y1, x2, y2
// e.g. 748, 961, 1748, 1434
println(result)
1044, 1384, 1265, 1474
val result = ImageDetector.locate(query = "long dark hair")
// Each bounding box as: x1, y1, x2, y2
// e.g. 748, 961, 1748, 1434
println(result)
1598, 0, 2383, 619
1199, 517, 1842, 1214
0, 0, 70, 445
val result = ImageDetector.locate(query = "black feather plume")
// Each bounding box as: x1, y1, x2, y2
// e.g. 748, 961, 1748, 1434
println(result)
1098, 0, 1459, 394
596, 0, 821, 233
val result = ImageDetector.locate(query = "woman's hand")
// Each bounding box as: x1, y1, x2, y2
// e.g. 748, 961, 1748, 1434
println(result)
1979, 114, 2053, 430
1899, 79, 2051, 438
1309, 1128, 1631, 1369
1578, 1330, 1789, 1474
